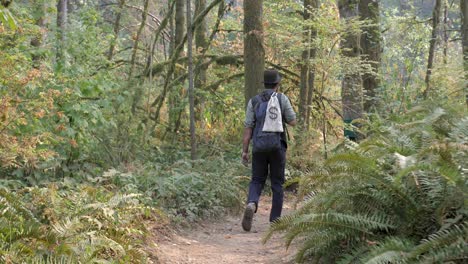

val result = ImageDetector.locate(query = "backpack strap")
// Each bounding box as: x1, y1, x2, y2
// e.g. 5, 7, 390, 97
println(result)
251, 95, 260, 122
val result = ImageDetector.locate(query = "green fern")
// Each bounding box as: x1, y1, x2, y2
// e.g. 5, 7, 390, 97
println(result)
269, 104, 467, 262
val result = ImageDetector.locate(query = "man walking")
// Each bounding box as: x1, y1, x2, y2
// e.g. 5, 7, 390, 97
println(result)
241, 69, 297, 232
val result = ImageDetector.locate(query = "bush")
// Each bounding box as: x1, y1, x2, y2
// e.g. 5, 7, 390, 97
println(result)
99, 154, 248, 223
0, 183, 164, 263
265, 103, 467, 263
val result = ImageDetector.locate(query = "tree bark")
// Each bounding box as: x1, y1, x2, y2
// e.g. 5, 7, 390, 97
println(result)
442, 0, 448, 64
130, 0, 150, 114
299, 0, 312, 126
305, 0, 318, 130
461, 0, 468, 107
175, 0, 185, 46
107, 0, 126, 61
170, 0, 186, 133
423, 0, 442, 98
359, 0, 381, 112
243, 0, 265, 105
194, 0, 208, 124
339, 0, 363, 141
56, 0, 68, 69
187, 0, 196, 160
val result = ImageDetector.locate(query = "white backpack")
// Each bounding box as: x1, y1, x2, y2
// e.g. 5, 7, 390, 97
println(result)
262, 92, 284, 132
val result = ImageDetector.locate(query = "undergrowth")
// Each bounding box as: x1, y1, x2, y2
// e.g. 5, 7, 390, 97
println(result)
100, 153, 248, 223
0, 183, 164, 263
265, 102, 468, 263
0, 148, 247, 262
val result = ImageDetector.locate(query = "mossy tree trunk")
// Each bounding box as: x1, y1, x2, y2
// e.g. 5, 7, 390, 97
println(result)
423, 0, 442, 98
299, 0, 318, 129
359, 0, 381, 112
244, 0, 265, 105
461, 0, 468, 107
187, 0, 196, 160
56, 0, 67, 69
169, 0, 186, 133
194, 0, 208, 124
339, 0, 363, 141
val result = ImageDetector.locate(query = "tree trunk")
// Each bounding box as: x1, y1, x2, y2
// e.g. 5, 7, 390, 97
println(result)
423, 0, 442, 98
194, 0, 208, 124
461, 0, 468, 107
107, 0, 125, 61
244, 0, 264, 105
305, 0, 318, 130
299, 0, 312, 126
442, 0, 449, 64
359, 0, 381, 112
175, 0, 185, 47
170, 0, 186, 133
339, 0, 363, 141
130, 0, 150, 114
305, 65, 315, 129
187, 0, 196, 160
56, 0, 68, 69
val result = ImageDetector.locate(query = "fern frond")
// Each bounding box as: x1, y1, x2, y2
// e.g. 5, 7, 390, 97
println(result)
407, 222, 468, 260
358, 237, 414, 264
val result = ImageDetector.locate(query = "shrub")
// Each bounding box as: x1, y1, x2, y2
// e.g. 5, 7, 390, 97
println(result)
100, 155, 248, 223
265, 103, 467, 263
0, 183, 163, 263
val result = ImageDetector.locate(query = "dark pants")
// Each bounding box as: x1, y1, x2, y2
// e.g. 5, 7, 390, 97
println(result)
247, 147, 286, 222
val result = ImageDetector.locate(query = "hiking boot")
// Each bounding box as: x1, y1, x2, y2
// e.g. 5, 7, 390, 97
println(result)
242, 202, 256, 231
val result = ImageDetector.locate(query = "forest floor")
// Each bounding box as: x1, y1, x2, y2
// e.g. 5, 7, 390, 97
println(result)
152, 195, 297, 264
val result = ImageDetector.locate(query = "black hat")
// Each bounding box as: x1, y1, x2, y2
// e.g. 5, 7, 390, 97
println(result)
263, 69, 282, 84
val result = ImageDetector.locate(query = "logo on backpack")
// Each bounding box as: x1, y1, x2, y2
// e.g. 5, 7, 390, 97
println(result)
268, 107, 279, 120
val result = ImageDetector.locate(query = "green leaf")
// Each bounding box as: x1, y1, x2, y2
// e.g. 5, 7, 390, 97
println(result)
0, 8, 17, 30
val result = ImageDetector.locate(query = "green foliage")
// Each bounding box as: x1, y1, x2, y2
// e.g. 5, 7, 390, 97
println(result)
0, 183, 160, 263
266, 104, 467, 263
98, 153, 248, 222
0, 7, 16, 30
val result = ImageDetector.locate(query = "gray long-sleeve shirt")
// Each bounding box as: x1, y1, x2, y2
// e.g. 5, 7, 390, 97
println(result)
244, 92, 296, 128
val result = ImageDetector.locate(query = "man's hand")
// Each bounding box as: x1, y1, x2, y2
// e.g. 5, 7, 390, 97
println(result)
287, 119, 297, 127
242, 127, 253, 166
242, 151, 249, 166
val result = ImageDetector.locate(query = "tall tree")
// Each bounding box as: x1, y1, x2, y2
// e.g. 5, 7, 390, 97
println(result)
168, 0, 186, 133
442, 0, 449, 64
305, 0, 318, 130
130, 0, 150, 114
462, 0, 468, 107
194, 0, 208, 124
175, 0, 185, 47
339, 0, 363, 141
187, 0, 196, 159
423, 0, 442, 98
244, 0, 265, 105
56, 0, 68, 68
359, 0, 381, 112
299, 0, 318, 127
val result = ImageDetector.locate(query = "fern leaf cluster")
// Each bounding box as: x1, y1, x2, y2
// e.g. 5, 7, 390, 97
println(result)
0, 184, 160, 263
267, 105, 468, 263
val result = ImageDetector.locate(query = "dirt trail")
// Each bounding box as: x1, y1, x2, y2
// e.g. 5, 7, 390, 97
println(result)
155, 196, 296, 264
